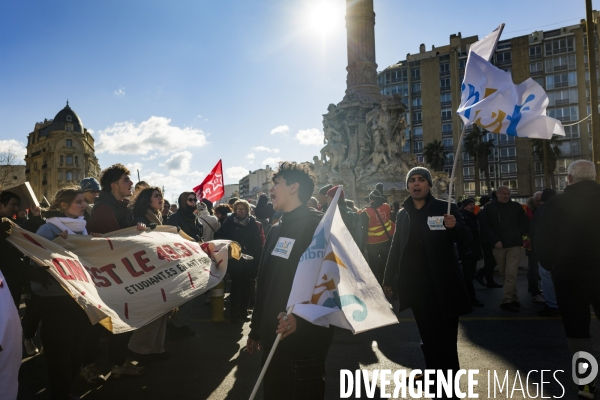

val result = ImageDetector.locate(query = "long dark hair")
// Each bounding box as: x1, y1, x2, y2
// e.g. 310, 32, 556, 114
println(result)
131, 186, 162, 218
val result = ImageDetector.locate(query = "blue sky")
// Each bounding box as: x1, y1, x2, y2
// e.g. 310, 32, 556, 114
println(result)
0, 0, 587, 202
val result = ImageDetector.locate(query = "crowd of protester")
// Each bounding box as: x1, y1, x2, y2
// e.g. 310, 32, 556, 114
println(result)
0, 159, 599, 399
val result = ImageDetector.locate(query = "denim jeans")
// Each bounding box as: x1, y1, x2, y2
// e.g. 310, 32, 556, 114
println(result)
539, 264, 557, 308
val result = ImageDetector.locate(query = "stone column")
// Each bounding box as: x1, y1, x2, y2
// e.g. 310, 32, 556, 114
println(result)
345, 0, 380, 96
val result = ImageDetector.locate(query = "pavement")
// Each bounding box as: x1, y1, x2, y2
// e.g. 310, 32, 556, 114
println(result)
16, 260, 600, 400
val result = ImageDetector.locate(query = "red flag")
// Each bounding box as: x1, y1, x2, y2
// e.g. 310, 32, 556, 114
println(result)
193, 160, 224, 202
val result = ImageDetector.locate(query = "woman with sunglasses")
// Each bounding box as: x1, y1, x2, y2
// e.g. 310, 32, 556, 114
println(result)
165, 192, 203, 337
166, 192, 203, 241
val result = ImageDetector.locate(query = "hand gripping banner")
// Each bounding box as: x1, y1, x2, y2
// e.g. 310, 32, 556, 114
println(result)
6, 223, 238, 333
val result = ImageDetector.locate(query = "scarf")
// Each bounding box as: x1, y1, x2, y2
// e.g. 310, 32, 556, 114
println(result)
145, 209, 162, 225
46, 216, 88, 235
234, 215, 251, 226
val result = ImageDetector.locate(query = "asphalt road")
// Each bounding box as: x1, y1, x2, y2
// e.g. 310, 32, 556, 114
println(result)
16, 266, 600, 400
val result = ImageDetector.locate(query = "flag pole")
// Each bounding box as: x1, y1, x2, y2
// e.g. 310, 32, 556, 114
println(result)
248, 304, 295, 400
447, 124, 467, 215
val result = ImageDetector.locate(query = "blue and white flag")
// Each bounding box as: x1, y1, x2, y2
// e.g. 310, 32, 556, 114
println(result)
457, 25, 565, 139
287, 187, 398, 334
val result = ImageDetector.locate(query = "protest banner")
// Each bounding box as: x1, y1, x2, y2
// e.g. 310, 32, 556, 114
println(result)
6, 224, 236, 333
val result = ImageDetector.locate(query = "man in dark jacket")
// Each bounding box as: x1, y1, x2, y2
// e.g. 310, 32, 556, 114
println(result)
326, 186, 363, 251
479, 185, 529, 312
383, 167, 472, 387
87, 164, 145, 378
535, 160, 600, 398
215, 199, 263, 323
247, 162, 332, 399
88, 163, 133, 233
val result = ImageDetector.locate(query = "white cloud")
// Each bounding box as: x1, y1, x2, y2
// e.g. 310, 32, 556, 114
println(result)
114, 86, 125, 96
252, 146, 280, 153
0, 139, 27, 163
226, 166, 249, 180
126, 162, 143, 173
295, 128, 324, 146
262, 157, 281, 166
270, 125, 290, 135
142, 153, 158, 161
159, 151, 193, 176
96, 116, 208, 155
246, 153, 255, 159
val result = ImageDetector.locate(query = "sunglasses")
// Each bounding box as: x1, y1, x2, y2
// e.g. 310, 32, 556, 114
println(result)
187, 198, 198, 202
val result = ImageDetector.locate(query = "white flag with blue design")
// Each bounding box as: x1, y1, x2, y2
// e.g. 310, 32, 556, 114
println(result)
287, 187, 398, 334
457, 25, 565, 139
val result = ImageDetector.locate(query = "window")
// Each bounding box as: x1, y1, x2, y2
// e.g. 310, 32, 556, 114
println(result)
500, 163, 517, 174
59, 172, 64, 181
535, 161, 543, 173
413, 127, 423, 137
530, 62, 543, 73
411, 82, 421, 93
411, 68, 420, 79
481, 181, 497, 192
445, 153, 454, 164
529, 46, 542, 57
499, 135, 515, 144
413, 112, 422, 122
66, 139, 73, 147
547, 106, 579, 121
544, 37, 575, 55
441, 107, 452, 119
59, 156, 64, 164
565, 124, 580, 138
414, 141, 423, 152
441, 93, 452, 103
463, 166, 475, 177
440, 78, 451, 88
66, 155, 73, 164
500, 179, 518, 190
66, 115, 72, 122
74, 156, 78, 164
545, 54, 576, 73
442, 138, 453, 148
548, 88, 578, 106
439, 63, 450, 73
66, 171, 73, 181
417, 155, 424, 163
463, 182, 476, 192
442, 123, 452, 133
387, 69, 407, 83
66, 125, 73, 132
533, 77, 544, 88
535, 178, 544, 189
459, 59, 467, 70
412, 97, 422, 107
499, 147, 516, 158
495, 51, 512, 63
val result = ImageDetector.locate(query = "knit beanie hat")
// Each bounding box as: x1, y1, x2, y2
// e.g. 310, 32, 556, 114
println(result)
369, 189, 383, 201
326, 186, 344, 201
406, 167, 433, 187
319, 184, 333, 196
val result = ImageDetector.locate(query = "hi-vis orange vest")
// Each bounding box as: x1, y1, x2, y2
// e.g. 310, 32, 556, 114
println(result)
364, 203, 395, 244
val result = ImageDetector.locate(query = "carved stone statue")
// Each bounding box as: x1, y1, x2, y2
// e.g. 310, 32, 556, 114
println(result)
431, 171, 451, 201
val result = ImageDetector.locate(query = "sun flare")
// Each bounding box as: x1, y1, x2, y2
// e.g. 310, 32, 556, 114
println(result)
304, 1, 343, 36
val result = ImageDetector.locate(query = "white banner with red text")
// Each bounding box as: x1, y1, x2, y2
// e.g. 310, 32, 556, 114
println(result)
7, 224, 235, 333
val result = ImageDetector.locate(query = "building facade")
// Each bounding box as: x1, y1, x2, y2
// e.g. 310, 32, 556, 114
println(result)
25, 103, 101, 201
378, 18, 595, 200
238, 165, 273, 204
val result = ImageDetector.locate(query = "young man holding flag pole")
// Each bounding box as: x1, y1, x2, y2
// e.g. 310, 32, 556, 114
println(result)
247, 162, 397, 399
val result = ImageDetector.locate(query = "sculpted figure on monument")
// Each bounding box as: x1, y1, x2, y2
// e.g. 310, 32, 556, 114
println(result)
431, 171, 451, 201
357, 144, 388, 181
366, 103, 390, 151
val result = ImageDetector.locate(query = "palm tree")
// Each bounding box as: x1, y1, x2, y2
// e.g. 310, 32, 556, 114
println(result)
531, 135, 562, 189
463, 125, 495, 195
423, 139, 446, 172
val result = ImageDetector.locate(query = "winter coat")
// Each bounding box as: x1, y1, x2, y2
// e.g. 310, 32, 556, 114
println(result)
383, 193, 472, 319
196, 209, 219, 242
167, 193, 203, 241
459, 209, 483, 260
535, 180, 600, 271
88, 191, 131, 234
249, 205, 334, 355
214, 214, 263, 278
478, 199, 529, 249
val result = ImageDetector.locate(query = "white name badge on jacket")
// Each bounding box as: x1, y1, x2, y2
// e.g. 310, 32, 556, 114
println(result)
427, 216, 446, 230
271, 237, 296, 259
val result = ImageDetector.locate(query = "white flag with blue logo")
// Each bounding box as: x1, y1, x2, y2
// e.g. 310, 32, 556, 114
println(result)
287, 188, 398, 334
457, 25, 565, 139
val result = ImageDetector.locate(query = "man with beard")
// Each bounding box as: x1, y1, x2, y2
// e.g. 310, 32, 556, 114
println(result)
247, 162, 333, 399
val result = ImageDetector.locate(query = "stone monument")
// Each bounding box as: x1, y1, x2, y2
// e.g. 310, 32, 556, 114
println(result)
307, 0, 427, 207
